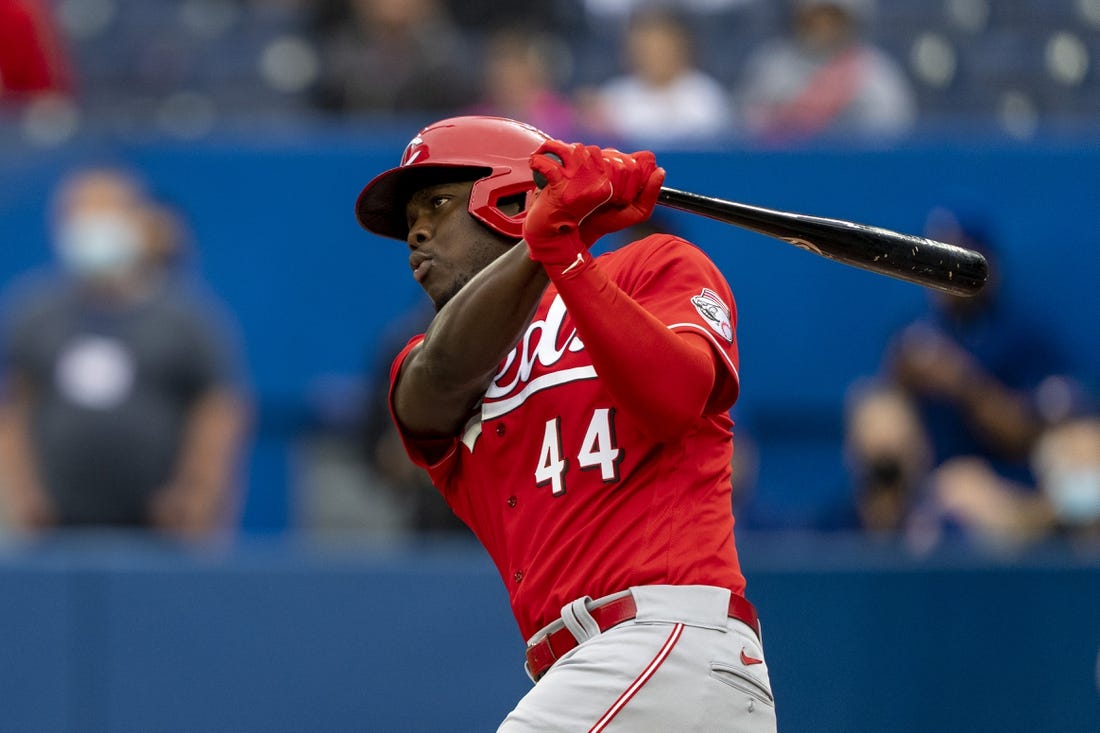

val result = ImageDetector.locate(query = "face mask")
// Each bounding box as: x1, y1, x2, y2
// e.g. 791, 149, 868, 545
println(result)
1046, 469, 1100, 525
57, 212, 142, 279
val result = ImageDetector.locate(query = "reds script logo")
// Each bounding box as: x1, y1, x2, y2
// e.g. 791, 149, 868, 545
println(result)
482, 295, 593, 421
691, 288, 733, 343
461, 295, 592, 450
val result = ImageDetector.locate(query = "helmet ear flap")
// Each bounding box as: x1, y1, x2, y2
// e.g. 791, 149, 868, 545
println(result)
468, 176, 536, 240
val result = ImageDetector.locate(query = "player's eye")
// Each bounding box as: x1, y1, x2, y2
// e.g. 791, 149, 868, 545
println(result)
431, 195, 450, 208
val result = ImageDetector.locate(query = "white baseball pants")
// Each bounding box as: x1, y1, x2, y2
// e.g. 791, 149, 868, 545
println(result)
498, 585, 777, 732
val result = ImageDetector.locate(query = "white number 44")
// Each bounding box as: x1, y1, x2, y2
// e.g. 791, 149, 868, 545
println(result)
535, 408, 623, 496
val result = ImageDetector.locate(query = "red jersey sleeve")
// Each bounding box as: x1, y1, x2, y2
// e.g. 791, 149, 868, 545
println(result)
611, 234, 740, 411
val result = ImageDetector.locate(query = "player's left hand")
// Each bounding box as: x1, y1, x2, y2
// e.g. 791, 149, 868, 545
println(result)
579, 148, 665, 246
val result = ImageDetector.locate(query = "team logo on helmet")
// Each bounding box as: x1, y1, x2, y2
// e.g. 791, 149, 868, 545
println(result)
691, 288, 733, 342
401, 136, 425, 166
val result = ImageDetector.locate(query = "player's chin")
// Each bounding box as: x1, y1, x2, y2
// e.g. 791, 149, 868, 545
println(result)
431, 273, 471, 313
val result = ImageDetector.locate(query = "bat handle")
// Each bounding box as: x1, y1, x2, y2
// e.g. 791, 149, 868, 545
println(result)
531, 152, 563, 189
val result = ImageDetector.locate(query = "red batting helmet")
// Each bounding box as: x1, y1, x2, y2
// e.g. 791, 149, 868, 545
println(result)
355, 116, 551, 241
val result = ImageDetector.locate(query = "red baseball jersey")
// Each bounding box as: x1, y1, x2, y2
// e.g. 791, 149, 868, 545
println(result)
390, 234, 746, 639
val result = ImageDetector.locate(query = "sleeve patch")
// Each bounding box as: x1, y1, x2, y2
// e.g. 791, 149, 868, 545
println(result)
690, 288, 734, 343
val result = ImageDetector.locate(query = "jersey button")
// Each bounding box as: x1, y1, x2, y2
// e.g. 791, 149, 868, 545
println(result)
513, 571, 523, 583
507, 495, 517, 508
496, 423, 506, 436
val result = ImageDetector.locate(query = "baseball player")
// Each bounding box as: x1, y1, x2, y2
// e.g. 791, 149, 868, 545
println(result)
356, 116, 775, 732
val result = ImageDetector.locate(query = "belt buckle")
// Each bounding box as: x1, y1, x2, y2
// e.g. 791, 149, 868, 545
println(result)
524, 657, 538, 684
524, 635, 557, 683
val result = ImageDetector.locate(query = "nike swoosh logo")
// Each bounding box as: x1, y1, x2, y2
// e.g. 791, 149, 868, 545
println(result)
741, 648, 764, 666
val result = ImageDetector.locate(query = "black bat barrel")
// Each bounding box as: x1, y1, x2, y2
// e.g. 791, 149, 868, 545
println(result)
658, 188, 989, 297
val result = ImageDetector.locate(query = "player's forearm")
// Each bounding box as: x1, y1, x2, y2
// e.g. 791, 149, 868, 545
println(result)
396, 243, 550, 435
551, 260, 715, 441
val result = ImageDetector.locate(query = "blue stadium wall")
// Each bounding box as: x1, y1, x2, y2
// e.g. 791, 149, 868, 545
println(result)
0, 535, 1097, 732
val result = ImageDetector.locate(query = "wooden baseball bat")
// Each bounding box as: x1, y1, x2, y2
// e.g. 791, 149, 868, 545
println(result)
533, 158, 988, 296
655, 187, 988, 297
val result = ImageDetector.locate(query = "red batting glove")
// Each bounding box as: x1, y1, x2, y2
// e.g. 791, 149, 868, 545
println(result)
579, 148, 665, 246
524, 140, 615, 274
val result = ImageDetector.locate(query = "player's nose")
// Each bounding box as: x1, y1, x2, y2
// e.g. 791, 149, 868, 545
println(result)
407, 214, 432, 249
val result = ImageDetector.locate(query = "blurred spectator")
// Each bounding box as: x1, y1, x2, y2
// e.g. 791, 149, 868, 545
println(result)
836, 198, 1074, 540
309, 0, 475, 115
0, 167, 249, 536
929, 403, 1100, 548
465, 27, 579, 140
734, 0, 915, 143
840, 381, 932, 535
1031, 408, 1100, 542
888, 204, 1068, 476
0, 0, 72, 102
577, 7, 732, 145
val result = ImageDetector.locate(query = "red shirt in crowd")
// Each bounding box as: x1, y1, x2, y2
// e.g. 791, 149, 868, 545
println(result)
0, 0, 72, 98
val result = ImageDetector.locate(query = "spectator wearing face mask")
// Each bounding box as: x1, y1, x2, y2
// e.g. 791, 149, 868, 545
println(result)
1031, 409, 1100, 541
0, 167, 250, 536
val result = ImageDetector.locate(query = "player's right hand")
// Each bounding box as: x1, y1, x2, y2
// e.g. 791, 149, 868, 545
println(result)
524, 140, 615, 270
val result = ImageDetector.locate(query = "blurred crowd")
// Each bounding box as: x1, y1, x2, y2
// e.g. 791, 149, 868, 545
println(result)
0, 0, 1097, 552
1, 0, 1099, 147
